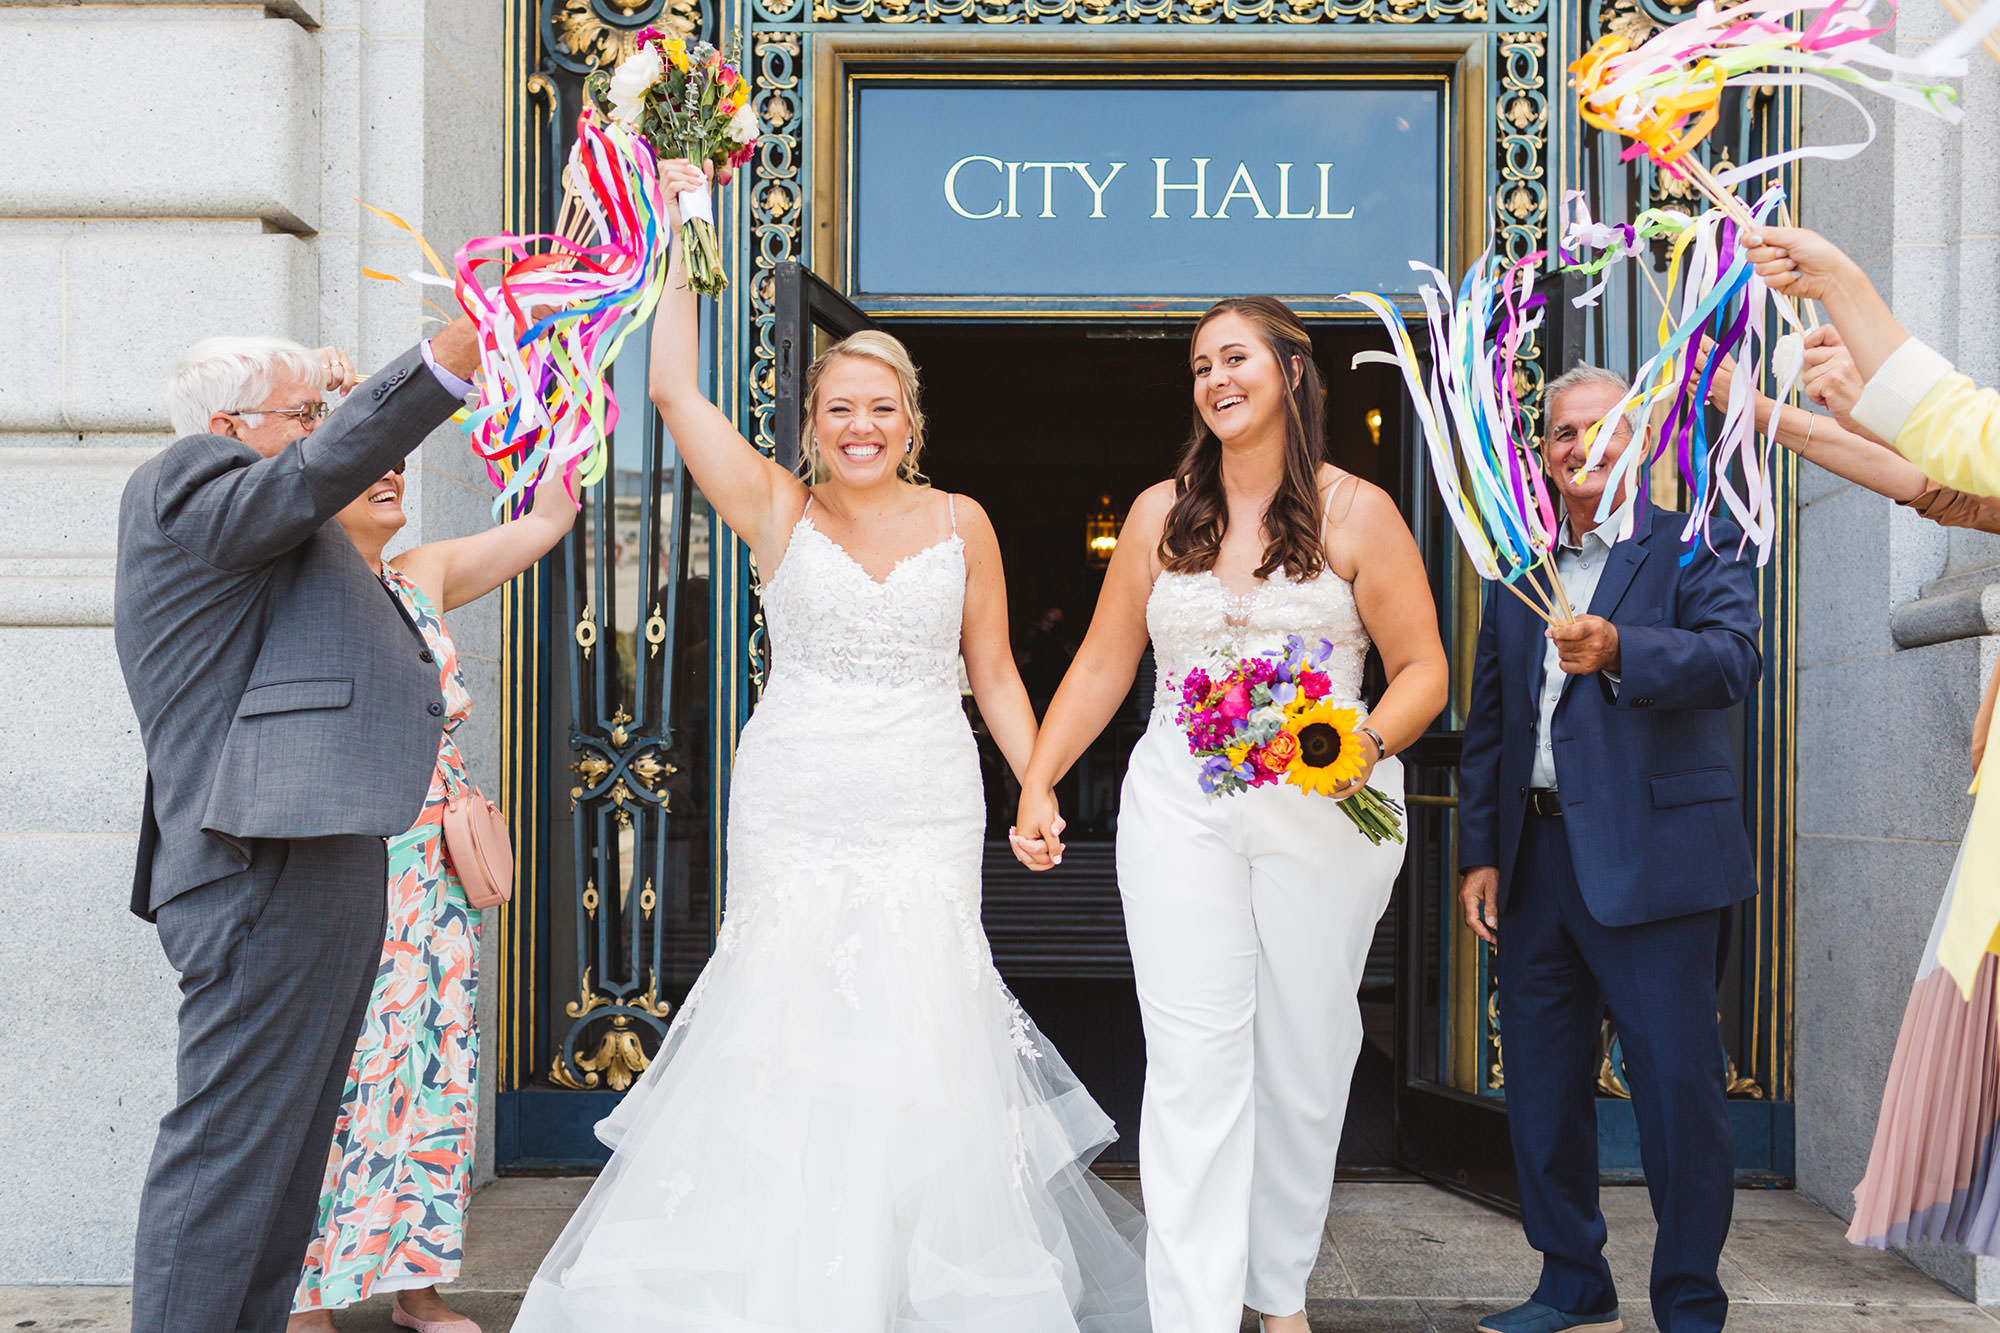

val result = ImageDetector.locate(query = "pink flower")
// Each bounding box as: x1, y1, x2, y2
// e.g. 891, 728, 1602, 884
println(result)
1219, 682, 1252, 721
1244, 658, 1279, 686
1296, 669, 1331, 699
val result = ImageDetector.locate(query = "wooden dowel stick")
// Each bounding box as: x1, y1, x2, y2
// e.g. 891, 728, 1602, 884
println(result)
1498, 574, 1562, 628
1525, 556, 1573, 627
1543, 554, 1578, 625
1940, 0, 2000, 72
1514, 557, 1562, 621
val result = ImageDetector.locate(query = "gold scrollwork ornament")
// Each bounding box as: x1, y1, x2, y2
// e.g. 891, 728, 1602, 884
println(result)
551, 0, 700, 71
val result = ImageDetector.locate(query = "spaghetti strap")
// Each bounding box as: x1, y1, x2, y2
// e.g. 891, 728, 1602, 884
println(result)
801, 492, 816, 519
946, 492, 958, 537
1322, 473, 1359, 530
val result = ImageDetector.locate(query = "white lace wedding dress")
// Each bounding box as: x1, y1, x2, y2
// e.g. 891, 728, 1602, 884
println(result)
514, 500, 1150, 1332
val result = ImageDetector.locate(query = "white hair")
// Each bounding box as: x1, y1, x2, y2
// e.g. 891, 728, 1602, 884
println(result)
1542, 364, 1634, 433
167, 336, 323, 438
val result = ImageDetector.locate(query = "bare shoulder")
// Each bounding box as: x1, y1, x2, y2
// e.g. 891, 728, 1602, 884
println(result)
1318, 470, 1396, 529
943, 488, 994, 535
1125, 479, 1178, 533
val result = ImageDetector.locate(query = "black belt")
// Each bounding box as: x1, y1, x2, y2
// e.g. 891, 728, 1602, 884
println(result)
1526, 787, 1563, 817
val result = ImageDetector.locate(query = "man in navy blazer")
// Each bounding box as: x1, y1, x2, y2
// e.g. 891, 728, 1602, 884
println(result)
1459, 366, 1761, 1333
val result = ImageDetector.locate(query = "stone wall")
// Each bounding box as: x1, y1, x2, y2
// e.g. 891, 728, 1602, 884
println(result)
1794, 3, 2000, 1302
0, 0, 502, 1284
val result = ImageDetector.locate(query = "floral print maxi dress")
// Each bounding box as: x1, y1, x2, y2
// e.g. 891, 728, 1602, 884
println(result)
294, 565, 481, 1311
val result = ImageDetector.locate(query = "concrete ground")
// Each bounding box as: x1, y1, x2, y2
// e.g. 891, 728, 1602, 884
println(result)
6, 1179, 1993, 1331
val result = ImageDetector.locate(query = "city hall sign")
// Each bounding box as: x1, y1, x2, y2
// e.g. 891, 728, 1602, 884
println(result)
848, 80, 1447, 310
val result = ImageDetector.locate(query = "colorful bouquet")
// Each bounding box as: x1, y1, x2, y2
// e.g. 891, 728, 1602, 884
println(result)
596, 30, 760, 297
1174, 636, 1405, 847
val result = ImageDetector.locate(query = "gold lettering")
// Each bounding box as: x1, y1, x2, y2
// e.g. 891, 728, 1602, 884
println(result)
943, 155, 1004, 221
1152, 157, 1211, 220
1275, 164, 1317, 220
1317, 163, 1356, 221
1213, 162, 1271, 220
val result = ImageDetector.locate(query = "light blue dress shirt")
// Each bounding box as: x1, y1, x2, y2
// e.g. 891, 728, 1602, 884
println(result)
1528, 495, 1631, 790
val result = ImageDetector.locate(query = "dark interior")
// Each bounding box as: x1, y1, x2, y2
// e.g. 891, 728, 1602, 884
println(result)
908, 321, 1407, 1169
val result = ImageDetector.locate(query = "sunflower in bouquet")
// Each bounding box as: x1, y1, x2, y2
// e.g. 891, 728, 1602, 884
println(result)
594, 30, 760, 297
1175, 635, 1404, 846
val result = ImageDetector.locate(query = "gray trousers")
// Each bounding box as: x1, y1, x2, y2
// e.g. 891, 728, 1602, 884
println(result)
132, 835, 387, 1333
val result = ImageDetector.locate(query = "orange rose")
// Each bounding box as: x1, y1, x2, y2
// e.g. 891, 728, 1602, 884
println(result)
1262, 730, 1301, 770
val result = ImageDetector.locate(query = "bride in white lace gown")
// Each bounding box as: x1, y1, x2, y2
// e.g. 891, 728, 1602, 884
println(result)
1014, 298, 1449, 1333
513, 161, 1148, 1332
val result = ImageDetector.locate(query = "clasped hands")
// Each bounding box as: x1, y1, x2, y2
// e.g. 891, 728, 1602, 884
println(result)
1009, 788, 1066, 872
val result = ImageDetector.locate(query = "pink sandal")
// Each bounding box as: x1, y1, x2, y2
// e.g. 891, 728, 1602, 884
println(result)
390, 1295, 481, 1333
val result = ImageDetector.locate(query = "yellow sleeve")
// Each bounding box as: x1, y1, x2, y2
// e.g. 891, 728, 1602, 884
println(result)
1851, 337, 2000, 498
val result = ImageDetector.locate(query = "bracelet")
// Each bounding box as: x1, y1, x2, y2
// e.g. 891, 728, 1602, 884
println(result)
1799, 407, 1818, 459
1358, 725, 1388, 761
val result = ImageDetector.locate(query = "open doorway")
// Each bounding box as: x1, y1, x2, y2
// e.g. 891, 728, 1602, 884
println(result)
906, 321, 1408, 1171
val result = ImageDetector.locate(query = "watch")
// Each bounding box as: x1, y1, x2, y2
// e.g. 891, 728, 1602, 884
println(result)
1358, 725, 1387, 760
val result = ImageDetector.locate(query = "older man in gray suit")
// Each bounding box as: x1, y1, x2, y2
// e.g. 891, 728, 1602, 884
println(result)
116, 318, 482, 1332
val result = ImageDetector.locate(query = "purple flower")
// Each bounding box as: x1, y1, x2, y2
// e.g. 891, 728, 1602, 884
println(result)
1270, 681, 1297, 705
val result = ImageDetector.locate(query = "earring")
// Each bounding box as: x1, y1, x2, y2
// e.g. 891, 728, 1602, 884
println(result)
905, 438, 914, 454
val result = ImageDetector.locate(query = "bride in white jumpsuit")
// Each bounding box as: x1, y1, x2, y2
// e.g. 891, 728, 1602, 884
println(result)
1014, 297, 1450, 1333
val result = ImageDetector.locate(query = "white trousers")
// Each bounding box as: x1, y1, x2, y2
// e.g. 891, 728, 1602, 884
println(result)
1115, 723, 1405, 1331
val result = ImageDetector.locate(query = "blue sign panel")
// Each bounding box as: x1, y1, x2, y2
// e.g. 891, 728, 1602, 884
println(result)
850, 81, 1445, 311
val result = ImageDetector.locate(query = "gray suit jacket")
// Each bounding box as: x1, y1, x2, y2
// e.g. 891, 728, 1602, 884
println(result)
116, 346, 464, 919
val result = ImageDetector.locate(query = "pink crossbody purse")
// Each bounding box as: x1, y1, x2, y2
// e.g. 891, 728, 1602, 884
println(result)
442, 778, 513, 910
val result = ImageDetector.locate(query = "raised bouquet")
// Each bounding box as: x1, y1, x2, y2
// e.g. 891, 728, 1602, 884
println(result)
596, 30, 760, 297
1174, 635, 1405, 847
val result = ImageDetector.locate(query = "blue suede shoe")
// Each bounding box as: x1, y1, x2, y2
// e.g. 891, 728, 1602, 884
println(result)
1474, 1301, 1623, 1333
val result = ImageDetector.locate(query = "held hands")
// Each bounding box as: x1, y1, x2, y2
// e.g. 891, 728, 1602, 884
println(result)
656, 157, 711, 231
1330, 731, 1383, 801
1548, 614, 1620, 676
1744, 225, 1855, 303
1461, 866, 1499, 945
1802, 325, 1867, 426
312, 347, 359, 396
1010, 787, 1066, 872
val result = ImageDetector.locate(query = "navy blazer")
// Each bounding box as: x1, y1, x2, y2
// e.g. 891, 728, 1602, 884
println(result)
1458, 502, 1762, 927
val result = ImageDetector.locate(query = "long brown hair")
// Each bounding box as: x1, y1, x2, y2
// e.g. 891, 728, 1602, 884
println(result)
1158, 296, 1330, 580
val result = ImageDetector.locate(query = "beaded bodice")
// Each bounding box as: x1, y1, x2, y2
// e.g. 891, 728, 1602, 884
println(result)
1146, 568, 1371, 713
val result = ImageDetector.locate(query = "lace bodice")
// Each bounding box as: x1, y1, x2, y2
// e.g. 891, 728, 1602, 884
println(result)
760, 514, 966, 693
1147, 569, 1371, 714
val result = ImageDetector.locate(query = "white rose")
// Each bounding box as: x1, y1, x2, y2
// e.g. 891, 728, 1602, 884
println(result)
726, 100, 760, 145
607, 46, 664, 125
1251, 704, 1287, 731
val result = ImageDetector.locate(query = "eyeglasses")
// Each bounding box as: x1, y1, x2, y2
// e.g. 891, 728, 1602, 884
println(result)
223, 401, 330, 425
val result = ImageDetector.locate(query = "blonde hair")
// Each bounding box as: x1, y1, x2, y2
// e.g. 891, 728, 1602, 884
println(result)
801, 330, 929, 485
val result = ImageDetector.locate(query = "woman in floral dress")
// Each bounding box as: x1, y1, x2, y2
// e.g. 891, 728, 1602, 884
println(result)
287, 453, 578, 1333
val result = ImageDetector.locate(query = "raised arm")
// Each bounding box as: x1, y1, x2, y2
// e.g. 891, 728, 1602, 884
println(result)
649, 158, 807, 567
392, 465, 583, 613
1705, 333, 1928, 501
1012, 481, 1170, 866
156, 332, 471, 572
955, 496, 1038, 783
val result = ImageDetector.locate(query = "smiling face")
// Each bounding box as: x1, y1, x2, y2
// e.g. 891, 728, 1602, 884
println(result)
1544, 380, 1635, 533
1190, 311, 1300, 448
810, 355, 912, 491
333, 466, 408, 559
